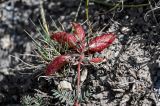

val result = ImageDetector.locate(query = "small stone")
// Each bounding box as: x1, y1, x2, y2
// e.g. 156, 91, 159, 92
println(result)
0, 68, 9, 75
0, 35, 12, 49
125, 15, 129, 19
70, 12, 76, 16
60, 16, 65, 21
0, 74, 4, 82
121, 26, 130, 34
58, 81, 72, 91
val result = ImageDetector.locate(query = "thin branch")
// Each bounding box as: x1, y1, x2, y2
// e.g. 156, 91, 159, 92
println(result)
10, 55, 37, 67
74, 0, 83, 22
92, 0, 149, 8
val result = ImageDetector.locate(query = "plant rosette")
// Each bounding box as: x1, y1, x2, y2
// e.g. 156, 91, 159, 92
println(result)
45, 22, 116, 76
45, 22, 116, 105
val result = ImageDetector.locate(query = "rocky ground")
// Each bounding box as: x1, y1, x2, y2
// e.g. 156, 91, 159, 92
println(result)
0, 0, 160, 105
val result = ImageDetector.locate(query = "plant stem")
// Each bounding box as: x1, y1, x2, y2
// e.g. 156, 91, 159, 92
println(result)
85, 0, 89, 21
92, 0, 149, 8
76, 54, 84, 105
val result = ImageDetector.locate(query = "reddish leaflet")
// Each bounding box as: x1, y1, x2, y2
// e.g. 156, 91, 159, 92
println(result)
72, 23, 86, 53
89, 57, 105, 63
51, 32, 77, 48
72, 22, 85, 41
46, 23, 116, 105
86, 33, 115, 53
45, 55, 71, 76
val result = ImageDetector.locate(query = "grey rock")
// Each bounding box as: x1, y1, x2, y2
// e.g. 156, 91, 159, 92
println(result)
92, 93, 103, 100
0, 74, 4, 82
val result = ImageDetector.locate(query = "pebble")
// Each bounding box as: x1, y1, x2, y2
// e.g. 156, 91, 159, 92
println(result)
0, 74, 4, 82
0, 0, 159, 105
58, 80, 72, 91
0, 68, 9, 75
121, 26, 130, 34
0, 35, 12, 49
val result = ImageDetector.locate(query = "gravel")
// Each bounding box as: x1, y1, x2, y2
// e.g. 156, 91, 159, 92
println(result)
0, 0, 160, 105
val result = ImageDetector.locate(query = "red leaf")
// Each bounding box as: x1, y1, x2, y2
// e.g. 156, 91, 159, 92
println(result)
86, 33, 115, 53
72, 23, 86, 52
72, 23, 85, 41
89, 57, 105, 63
45, 55, 71, 76
51, 32, 77, 48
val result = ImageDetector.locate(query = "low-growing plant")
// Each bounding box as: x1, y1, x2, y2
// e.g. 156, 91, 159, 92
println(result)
52, 89, 91, 105
44, 22, 116, 105
24, 2, 115, 105
21, 93, 50, 106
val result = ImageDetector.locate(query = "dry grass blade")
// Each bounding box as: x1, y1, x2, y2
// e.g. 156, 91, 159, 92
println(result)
9, 55, 38, 68
74, 0, 83, 22
40, 0, 49, 35
50, 16, 61, 31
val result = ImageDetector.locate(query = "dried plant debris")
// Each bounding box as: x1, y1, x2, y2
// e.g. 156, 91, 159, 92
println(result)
81, 32, 158, 105
104, 34, 157, 105
0, 0, 160, 105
